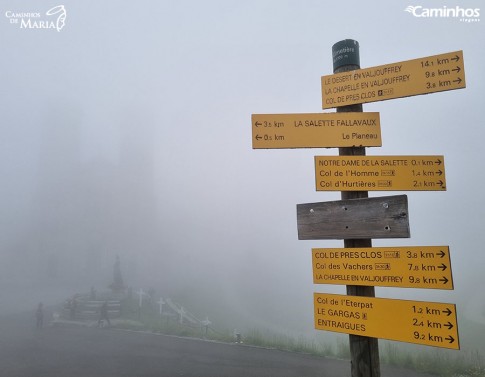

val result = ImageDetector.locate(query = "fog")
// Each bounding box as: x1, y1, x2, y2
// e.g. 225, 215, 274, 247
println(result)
1, 0, 484, 356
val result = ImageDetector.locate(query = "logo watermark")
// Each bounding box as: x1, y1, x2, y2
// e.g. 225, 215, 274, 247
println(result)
405, 5, 480, 23
5, 5, 66, 31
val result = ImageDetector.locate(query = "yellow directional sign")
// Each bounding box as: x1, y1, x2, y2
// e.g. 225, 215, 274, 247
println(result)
314, 293, 459, 350
251, 113, 381, 149
315, 155, 446, 191
312, 246, 453, 289
322, 50, 466, 109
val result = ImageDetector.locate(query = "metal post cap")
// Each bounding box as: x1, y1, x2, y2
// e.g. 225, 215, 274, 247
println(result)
332, 39, 360, 71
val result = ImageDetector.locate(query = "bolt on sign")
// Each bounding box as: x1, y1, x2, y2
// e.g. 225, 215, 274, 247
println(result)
315, 155, 446, 191
312, 246, 453, 289
314, 292, 459, 350
322, 50, 465, 109
251, 112, 381, 149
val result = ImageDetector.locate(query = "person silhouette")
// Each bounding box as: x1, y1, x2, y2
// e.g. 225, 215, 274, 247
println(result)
98, 301, 111, 327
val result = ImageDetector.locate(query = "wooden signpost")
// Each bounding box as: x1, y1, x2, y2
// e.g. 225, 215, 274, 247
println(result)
252, 39, 465, 377
297, 195, 409, 240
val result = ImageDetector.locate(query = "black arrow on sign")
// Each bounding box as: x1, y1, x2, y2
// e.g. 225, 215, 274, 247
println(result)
451, 55, 460, 62
444, 322, 454, 330
443, 308, 453, 316
452, 66, 461, 73
438, 263, 447, 271
439, 276, 449, 284
255, 135, 262, 141
435, 159, 443, 165
255, 121, 262, 127
437, 250, 446, 258
436, 170, 443, 176
453, 78, 462, 85
437, 180, 445, 187
445, 335, 455, 344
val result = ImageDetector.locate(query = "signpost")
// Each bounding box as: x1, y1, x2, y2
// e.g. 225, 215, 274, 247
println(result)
315, 155, 446, 191
312, 246, 453, 289
253, 39, 465, 377
314, 293, 459, 350
251, 112, 382, 149
331, 39, 379, 377
322, 50, 465, 109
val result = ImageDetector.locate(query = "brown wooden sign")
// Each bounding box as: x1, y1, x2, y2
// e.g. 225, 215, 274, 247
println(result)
297, 195, 410, 240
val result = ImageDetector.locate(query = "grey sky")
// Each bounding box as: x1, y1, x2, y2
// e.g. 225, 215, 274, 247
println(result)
1, 0, 483, 349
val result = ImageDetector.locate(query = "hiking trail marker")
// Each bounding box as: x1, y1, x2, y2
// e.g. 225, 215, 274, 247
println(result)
312, 246, 453, 289
253, 39, 465, 377
251, 112, 381, 149
314, 155, 446, 191
314, 293, 459, 350
322, 50, 465, 109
